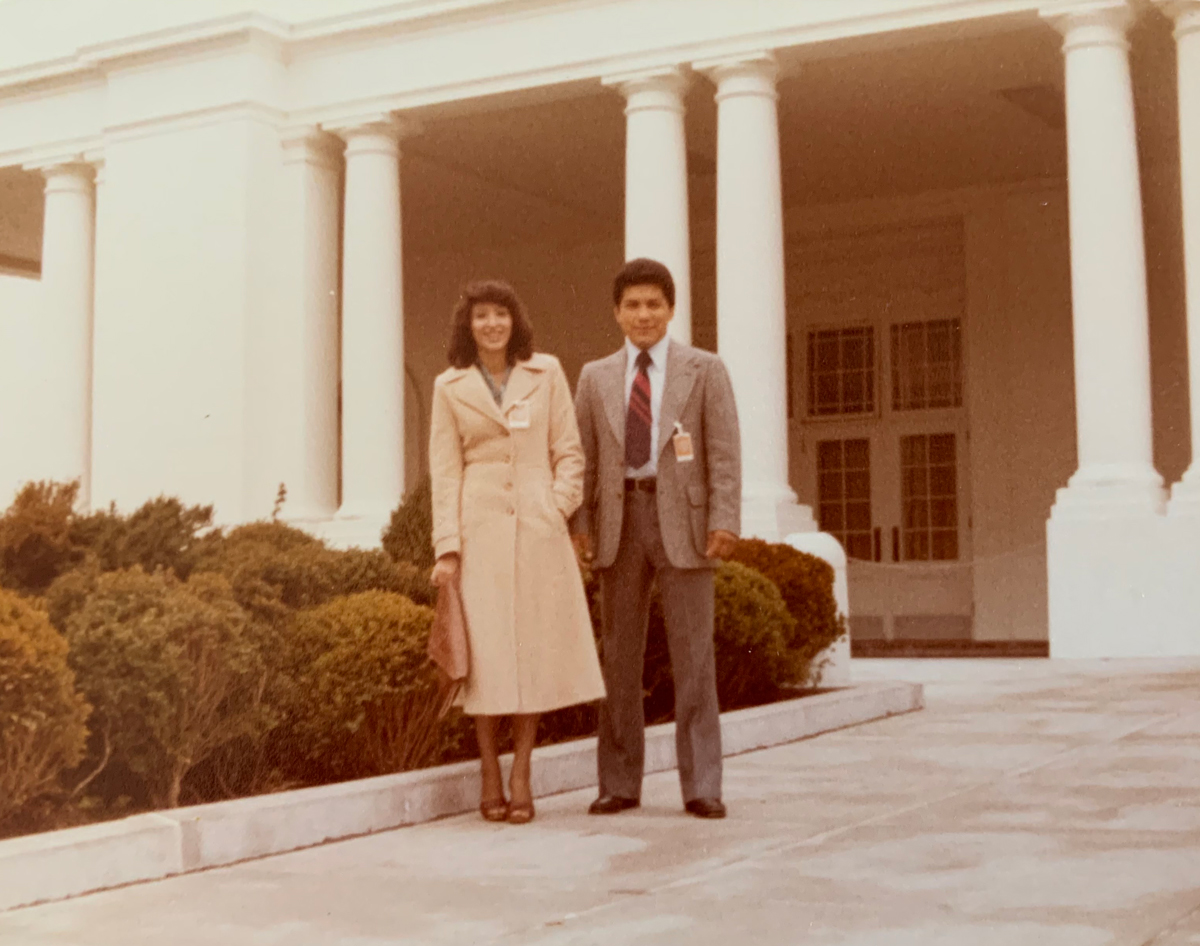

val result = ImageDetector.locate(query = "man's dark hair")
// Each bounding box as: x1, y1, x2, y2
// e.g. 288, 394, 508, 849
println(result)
446, 279, 535, 368
612, 258, 675, 308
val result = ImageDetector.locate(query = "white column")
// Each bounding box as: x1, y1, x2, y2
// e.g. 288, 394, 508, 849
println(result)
697, 52, 816, 540
604, 66, 693, 343
28, 161, 96, 509
1045, 1, 1165, 518
273, 128, 342, 523
330, 116, 407, 545
1159, 0, 1200, 516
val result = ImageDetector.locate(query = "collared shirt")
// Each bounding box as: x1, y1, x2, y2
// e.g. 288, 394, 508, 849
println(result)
623, 333, 669, 478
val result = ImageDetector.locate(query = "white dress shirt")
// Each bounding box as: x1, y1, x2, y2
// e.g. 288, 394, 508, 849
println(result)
623, 333, 669, 479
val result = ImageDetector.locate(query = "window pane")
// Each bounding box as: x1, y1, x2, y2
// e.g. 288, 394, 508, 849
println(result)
892, 319, 963, 411
930, 433, 955, 464
846, 501, 871, 531
817, 440, 842, 468
844, 439, 870, 468
807, 327, 876, 417
819, 504, 843, 531
819, 471, 843, 501
845, 470, 870, 501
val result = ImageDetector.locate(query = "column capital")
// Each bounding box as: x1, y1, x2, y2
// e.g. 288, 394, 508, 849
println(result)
1154, 0, 1200, 37
322, 113, 418, 140
1040, 1, 1136, 50
280, 125, 344, 169
24, 161, 95, 195
693, 51, 778, 102
601, 65, 689, 113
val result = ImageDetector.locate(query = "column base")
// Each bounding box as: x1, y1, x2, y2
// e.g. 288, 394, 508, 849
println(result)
1047, 512, 1200, 657
782, 530, 851, 688
741, 486, 818, 543
1168, 467, 1200, 518
1049, 465, 1167, 521
314, 506, 393, 550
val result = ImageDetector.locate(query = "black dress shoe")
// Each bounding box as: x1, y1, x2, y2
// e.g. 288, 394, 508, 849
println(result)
684, 798, 726, 819
588, 795, 640, 815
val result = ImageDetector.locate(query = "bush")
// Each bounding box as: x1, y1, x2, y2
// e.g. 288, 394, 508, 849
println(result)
64, 568, 270, 809
0, 480, 86, 596
725, 538, 845, 685
640, 561, 796, 715
191, 536, 434, 625
281, 591, 447, 780
382, 475, 435, 570
0, 589, 91, 826
71, 497, 214, 580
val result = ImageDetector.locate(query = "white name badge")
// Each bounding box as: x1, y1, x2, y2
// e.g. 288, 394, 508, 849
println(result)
672, 422, 695, 462
507, 401, 531, 430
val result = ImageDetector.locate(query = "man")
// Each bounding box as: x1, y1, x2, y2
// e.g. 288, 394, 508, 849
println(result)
571, 257, 741, 819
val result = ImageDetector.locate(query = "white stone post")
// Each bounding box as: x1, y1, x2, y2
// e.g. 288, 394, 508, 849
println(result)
1160, 0, 1200, 517
697, 52, 816, 540
604, 66, 693, 343
1046, 2, 1165, 518
28, 161, 96, 509
329, 116, 408, 546
274, 128, 342, 523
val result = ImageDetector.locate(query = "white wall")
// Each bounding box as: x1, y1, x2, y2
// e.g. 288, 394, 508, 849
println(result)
0, 273, 50, 507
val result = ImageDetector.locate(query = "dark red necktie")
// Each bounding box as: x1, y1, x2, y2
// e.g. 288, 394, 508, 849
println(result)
626, 349, 653, 469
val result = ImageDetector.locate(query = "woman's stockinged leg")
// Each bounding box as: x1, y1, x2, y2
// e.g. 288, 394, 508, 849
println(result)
508, 713, 540, 822
475, 715, 507, 820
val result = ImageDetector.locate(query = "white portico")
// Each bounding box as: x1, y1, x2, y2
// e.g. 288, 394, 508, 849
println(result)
1, 0, 1199, 657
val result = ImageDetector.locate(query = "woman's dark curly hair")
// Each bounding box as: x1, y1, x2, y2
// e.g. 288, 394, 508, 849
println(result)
446, 280, 534, 368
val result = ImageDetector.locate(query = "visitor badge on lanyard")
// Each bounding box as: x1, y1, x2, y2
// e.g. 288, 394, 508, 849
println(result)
672, 422, 695, 462
507, 400, 531, 430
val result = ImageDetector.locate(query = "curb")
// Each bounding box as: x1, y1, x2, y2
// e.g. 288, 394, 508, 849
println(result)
0, 680, 922, 912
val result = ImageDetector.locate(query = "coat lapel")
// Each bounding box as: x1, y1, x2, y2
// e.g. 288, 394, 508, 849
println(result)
657, 341, 700, 459
443, 366, 507, 429
501, 356, 548, 413
597, 348, 627, 445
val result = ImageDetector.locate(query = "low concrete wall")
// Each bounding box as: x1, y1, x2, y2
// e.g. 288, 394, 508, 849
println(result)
0, 680, 922, 912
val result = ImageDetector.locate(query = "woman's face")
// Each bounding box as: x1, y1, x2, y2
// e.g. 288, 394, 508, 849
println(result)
470, 302, 513, 358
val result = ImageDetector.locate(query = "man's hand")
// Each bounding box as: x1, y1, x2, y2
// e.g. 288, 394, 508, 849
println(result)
430, 553, 460, 587
571, 533, 593, 567
705, 530, 738, 561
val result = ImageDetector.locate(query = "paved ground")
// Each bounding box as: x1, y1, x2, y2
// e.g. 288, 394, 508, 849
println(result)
3, 658, 1200, 946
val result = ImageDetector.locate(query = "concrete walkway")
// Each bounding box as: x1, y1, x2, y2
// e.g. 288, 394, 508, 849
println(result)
3, 658, 1200, 946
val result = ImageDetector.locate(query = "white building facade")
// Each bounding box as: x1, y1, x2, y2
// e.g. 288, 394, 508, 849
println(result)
0, 0, 1198, 657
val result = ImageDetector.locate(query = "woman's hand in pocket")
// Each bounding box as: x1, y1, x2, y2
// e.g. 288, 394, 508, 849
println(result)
431, 553, 460, 587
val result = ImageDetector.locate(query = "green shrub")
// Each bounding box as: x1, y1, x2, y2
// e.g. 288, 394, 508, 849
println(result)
281, 591, 447, 780
65, 568, 270, 809
641, 561, 796, 715
0, 589, 90, 826
725, 538, 844, 685
381, 475, 435, 570
192, 536, 434, 625
0, 480, 86, 596
71, 497, 214, 580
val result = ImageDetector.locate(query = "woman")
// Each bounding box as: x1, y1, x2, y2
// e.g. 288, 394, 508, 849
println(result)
429, 280, 605, 824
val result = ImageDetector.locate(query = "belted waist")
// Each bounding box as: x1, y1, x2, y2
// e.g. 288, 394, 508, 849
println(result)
624, 477, 657, 494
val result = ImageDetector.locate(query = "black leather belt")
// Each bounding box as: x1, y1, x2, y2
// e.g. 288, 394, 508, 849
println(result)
624, 477, 657, 493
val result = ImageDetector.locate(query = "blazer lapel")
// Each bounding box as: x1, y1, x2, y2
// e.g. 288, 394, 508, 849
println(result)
501, 357, 548, 413
444, 366, 507, 429
597, 348, 627, 445
657, 341, 700, 459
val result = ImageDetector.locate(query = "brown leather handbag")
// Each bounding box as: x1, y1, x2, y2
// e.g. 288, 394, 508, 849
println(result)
427, 576, 470, 718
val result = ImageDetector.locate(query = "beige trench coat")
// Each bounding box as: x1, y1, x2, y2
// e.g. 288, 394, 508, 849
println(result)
429, 352, 605, 715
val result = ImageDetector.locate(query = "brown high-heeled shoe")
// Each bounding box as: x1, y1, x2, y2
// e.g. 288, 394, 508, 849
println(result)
507, 800, 535, 824
480, 798, 509, 822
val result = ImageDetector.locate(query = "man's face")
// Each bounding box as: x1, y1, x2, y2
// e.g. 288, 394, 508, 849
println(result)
615, 283, 674, 350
